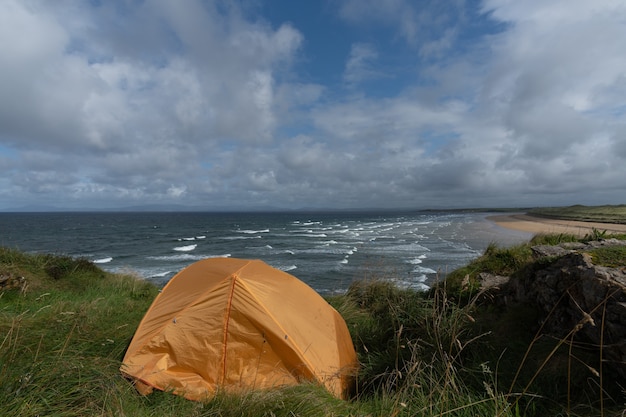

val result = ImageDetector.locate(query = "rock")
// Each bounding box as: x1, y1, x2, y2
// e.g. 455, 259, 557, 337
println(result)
478, 272, 509, 290
0, 273, 26, 291
583, 238, 626, 248
496, 246, 626, 379
560, 242, 587, 250
531, 245, 572, 258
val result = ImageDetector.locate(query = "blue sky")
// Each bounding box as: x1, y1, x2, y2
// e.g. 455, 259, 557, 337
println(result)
1, 0, 625, 210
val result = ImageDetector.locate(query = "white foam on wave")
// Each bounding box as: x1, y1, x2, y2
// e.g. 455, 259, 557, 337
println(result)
180, 237, 196, 241
173, 244, 197, 252
148, 254, 204, 261
280, 265, 298, 272
298, 247, 347, 255
290, 233, 328, 238
407, 255, 427, 265
413, 266, 437, 274
340, 258, 348, 264
327, 228, 350, 234
265, 244, 273, 249
284, 250, 295, 255
196, 235, 206, 239
148, 253, 231, 261
237, 229, 269, 234
149, 270, 173, 278
93, 257, 112, 264
221, 235, 262, 240
413, 274, 428, 283
394, 276, 430, 291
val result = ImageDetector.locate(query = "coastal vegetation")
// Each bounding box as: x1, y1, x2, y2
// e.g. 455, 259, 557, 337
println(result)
528, 204, 626, 224
2, 208, 626, 416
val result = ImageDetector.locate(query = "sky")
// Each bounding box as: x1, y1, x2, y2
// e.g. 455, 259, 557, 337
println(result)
1, 0, 625, 211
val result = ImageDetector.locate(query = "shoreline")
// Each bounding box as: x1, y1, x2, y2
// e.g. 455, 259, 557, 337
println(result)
488, 213, 626, 237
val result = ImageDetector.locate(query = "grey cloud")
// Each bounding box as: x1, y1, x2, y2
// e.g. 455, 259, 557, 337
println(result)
1, 0, 626, 210
504, 102, 597, 160
0, 0, 309, 208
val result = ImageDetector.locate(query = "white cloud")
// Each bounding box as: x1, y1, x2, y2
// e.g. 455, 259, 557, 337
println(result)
478, 0, 626, 184
343, 43, 380, 86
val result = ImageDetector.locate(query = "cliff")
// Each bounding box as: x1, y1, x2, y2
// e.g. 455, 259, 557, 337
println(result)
480, 238, 626, 379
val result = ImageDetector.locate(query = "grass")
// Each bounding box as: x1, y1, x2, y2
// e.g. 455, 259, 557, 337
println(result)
0, 247, 160, 416
443, 242, 534, 295
588, 245, 626, 268
528, 204, 626, 224
2, 232, 626, 416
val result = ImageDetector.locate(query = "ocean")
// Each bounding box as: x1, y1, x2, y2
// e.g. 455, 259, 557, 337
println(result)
0, 211, 532, 293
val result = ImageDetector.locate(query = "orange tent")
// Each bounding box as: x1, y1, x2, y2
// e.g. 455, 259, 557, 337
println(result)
120, 258, 357, 400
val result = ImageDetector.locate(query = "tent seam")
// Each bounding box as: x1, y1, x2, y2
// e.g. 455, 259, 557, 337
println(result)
123, 259, 252, 366
235, 266, 320, 384
220, 271, 238, 385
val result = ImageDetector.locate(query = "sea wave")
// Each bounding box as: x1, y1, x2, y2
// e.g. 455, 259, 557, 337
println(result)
407, 255, 427, 264
347, 247, 358, 255
412, 266, 438, 274
174, 244, 197, 252
0, 211, 529, 294
93, 257, 112, 264
279, 265, 298, 272
220, 236, 262, 240
149, 270, 173, 278
147, 253, 231, 261
327, 228, 350, 234
394, 276, 430, 291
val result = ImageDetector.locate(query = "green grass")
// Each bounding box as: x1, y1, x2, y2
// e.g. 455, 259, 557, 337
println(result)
443, 242, 534, 296
2, 240, 626, 416
589, 245, 626, 268
528, 204, 626, 224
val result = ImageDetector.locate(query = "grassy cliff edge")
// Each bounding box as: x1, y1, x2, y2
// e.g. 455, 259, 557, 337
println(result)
2, 207, 626, 416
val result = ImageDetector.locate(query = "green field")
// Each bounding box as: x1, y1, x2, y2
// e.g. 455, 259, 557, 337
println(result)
528, 204, 626, 224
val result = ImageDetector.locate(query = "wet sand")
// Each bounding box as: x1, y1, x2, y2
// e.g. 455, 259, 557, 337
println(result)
487, 213, 626, 237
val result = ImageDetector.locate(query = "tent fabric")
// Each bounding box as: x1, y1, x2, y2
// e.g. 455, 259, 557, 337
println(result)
120, 258, 357, 400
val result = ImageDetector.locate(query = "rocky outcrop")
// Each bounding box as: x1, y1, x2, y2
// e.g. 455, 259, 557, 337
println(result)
483, 239, 626, 378
0, 272, 26, 291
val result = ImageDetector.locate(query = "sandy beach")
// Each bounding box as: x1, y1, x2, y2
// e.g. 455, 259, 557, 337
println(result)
488, 213, 626, 237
